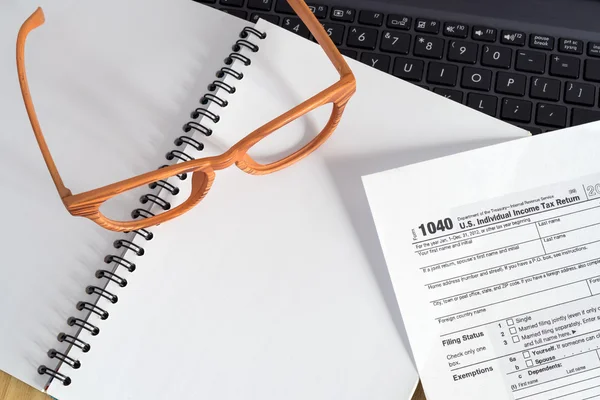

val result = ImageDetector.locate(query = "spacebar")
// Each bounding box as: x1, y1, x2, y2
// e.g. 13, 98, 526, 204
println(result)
571, 108, 600, 126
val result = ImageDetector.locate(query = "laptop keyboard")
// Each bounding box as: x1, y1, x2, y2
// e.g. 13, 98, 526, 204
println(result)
195, 0, 600, 134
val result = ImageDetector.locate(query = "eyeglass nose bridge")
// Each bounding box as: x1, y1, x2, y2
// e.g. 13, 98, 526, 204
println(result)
79, 168, 216, 232
235, 99, 348, 175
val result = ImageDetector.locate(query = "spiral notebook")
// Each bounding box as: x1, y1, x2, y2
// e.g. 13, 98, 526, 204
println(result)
1, 0, 528, 399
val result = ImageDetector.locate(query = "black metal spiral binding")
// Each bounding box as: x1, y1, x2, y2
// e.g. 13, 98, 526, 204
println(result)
37, 23, 266, 387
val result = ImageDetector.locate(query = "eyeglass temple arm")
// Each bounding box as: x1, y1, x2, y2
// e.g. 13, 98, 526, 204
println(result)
17, 7, 72, 199
287, 0, 353, 78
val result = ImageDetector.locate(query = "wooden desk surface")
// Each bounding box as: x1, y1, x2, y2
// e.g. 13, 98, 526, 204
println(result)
0, 370, 426, 400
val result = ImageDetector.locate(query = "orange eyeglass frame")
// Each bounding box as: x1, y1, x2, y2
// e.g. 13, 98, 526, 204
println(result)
17, 1, 355, 232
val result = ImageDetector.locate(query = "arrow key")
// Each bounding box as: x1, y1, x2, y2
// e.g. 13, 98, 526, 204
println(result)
536, 103, 567, 128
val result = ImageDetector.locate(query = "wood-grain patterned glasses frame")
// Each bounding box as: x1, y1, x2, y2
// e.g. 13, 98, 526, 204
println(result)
17, 1, 356, 232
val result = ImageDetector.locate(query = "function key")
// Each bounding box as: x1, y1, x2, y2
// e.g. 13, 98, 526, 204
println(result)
559, 38, 583, 54
219, 0, 244, 6
387, 14, 411, 30
530, 34, 554, 50
415, 18, 440, 34
247, 0, 271, 10
443, 22, 468, 38
274, 0, 294, 14
588, 42, 600, 57
308, 4, 327, 19
331, 6, 355, 22
500, 30, 525, 46
359, 10, 384, 26
472, 27, 497, 42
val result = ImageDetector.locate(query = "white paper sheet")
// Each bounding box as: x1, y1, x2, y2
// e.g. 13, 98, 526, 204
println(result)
0, 0, 247, 390
49, 19, 528, 400
363, 123, 600, 400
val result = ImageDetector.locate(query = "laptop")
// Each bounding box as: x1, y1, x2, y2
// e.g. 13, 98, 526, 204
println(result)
198, 0, 600, 134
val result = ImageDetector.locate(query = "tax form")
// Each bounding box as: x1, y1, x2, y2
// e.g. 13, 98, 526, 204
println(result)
362, 123, 600, 400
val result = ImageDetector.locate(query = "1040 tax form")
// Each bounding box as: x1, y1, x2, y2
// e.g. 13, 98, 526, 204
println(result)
363, 123, 600, 400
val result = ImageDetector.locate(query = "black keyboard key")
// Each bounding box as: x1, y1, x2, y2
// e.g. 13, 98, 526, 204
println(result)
501, 98, 532, 123
461, 67, 492, 91
360, 53, 391, 72
501, 30, 525, 46
559, 38, 583, 54
447, 40, 478, 64
282, 17, 310, 38
496, 72, 527, 96
274, 0, 293, 13
387, 14, 411, 30
588, 42, 600, 57
427, 62, 458, 86
413, 36, 444, 59
220, 0, 244, 6
584, 59, 600, 82
393, 57, 424, 81
194, 0, 216, 3
572, 108, 600, 126
515, 50, 546, 74
220, 8, 248, 19
320, 23, 344, 45
415, 18, 440, 34
443, 22, 468, 38
550, 54, 580, 78
251, 13, 279, 24
512, 125, 542, 135
481, 45, 512, 69
359, 10, 384, 26
340, 49, 357, 59
247, 0, 271, 10
472, 27, 496, 42
380, 31, 410, 55
536, 103, 567, 128
347, 26, 378, 50
530, 34, 554, 50
331, 6, 355, 22
467, 93, 497, 116
308, 4, 327, 19
565, 81, 596, 106
530, 77, 561, 101
434, 88, 463, 103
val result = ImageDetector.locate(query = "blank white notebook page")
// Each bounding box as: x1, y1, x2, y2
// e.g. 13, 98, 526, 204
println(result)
49, 19, 529, 400
0, 0, 247, 391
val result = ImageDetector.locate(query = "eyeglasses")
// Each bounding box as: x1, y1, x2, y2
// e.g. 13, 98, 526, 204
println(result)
17, 1, 355, 232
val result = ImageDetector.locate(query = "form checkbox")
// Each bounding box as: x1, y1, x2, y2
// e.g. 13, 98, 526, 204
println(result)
512, 335, 520, 343
510, 327, 517, 334
507, 318, 514, 326
526, 360, 534, 367
523, 351, 531, 359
